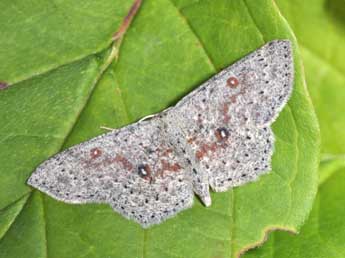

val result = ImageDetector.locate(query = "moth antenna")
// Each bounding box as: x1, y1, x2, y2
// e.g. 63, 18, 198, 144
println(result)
139, 114, 157, 122
100, 126, 116, 131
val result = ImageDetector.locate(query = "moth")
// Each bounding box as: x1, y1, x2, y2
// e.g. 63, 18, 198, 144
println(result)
28, 40, 294, 228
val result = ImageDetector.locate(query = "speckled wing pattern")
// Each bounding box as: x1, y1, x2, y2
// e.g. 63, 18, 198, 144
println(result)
28, 40, 294, 228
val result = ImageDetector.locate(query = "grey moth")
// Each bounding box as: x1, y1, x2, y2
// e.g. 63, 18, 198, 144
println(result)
28, 40, 294, 228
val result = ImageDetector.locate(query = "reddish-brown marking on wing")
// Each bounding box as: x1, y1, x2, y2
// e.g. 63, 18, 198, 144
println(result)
227, 77, 239, 88
195, 142, 218, 160
152, 148, 183, 178
161, 160, 181, 172
229, 86, 247, 104
195, 150, 203, 160
90, 148, 102, 159
114, 154, 133, 171
155, 159, 181, 178
83, 150, 133, 172
221, 103, 230, 123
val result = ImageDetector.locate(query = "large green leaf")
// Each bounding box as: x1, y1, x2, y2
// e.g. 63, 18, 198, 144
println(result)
275, 0, 345, 154
244, 157, 345, 258
244, 0, 345, 257
0, 0, 133, 85
0, 0, 319, 257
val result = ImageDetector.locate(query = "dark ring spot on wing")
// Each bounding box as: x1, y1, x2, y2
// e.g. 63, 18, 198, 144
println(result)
215, 127, 230, 141
137, 164, 151, 179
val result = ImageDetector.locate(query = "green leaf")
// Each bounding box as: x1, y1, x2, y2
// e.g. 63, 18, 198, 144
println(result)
243, 1, 345, 257
275, 0, 345, 155
0, 0, 319, 257
0, 0, 133, 85
244, 157, 345, 258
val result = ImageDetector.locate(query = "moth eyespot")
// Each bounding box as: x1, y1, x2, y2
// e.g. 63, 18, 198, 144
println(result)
226, 76, 239, 88
90, 148, 102, 159
215, 127, 230, 141
137, 164, 150, 178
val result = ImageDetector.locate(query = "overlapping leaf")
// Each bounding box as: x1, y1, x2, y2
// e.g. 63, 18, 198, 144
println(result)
245, 0, 345, 256
244, 158, 345, 258
276, 0, 345, 154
